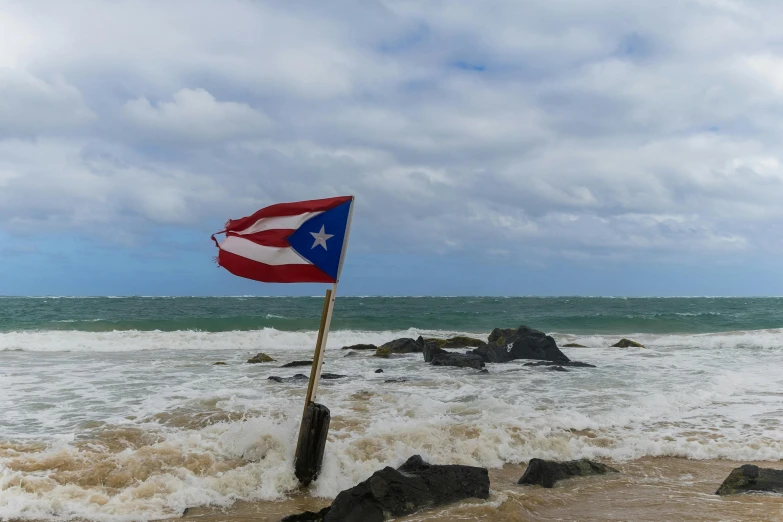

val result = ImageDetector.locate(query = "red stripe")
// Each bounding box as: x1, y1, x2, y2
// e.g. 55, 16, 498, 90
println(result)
227, 229, 293, 248
223, 196, 352, 234
217, 250, 335, 283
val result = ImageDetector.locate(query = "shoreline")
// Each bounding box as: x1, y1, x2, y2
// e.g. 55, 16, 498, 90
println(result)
175, 457, 783, 522
10, 457, 783, 521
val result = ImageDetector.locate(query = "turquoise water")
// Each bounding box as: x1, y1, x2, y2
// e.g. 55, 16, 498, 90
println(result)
1, 296, 782, 334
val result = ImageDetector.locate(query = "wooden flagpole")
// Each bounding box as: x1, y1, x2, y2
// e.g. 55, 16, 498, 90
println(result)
294, 197, 354, 485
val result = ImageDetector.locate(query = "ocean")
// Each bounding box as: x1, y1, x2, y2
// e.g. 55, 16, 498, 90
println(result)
1, 296, 783, 521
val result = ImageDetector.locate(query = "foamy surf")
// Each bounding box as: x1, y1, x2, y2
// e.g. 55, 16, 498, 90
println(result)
3, 328, 783, 520
2, 326, 783, 352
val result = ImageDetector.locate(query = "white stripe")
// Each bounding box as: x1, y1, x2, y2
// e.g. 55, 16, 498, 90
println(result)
219, 236, 310, 265
236, 212, 322, 235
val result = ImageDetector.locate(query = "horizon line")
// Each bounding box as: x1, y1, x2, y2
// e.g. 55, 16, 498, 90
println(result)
2, 295, 782, 299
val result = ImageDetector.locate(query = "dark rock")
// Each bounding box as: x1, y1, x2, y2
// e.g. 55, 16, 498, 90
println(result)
611, 338, 645, 348
374, 369, 383, 373
374, 347, 391, 358
562, 343, 586, 348
213, 361, 227, 365
523, 361, 596, 368
547, 366, 568, 372
343, 351, 359, 357
379, 337, 423, 355
716, 464, 783, 495
341, 344, 378, 351
478, 369, 489, 374
473, 325, 569, 363
268, 374, 308, 383
424, 336, 487, 349
281, 360, 314, 368
430, 352, 485, 370
268, 373, 345, 383
423, 341, 448, 363
281, 506, 331, 521
321, 373, 347, 380
317, 455, 489, 522
247, 352, 276, 363
518, 458, 618, 488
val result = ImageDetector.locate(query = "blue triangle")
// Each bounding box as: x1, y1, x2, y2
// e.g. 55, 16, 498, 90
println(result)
287, 200, 352, 280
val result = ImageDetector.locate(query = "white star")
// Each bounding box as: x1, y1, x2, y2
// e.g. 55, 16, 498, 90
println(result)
310, 225, 334, 250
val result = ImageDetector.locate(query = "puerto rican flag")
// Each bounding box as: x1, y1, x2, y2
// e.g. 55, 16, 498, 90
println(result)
212, 196, 353, 284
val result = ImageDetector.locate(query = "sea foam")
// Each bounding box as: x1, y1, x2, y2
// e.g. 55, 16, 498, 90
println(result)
3, 328, 783, 520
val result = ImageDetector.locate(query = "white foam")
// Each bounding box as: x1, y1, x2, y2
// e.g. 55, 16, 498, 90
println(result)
3, 329, 783, 520
553, 328, 783, 350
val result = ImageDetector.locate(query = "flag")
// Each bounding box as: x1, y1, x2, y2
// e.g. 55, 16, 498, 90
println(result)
212, 196, 353, 283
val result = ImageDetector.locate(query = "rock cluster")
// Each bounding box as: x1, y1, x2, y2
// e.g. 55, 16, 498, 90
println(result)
360, 325, 596, 371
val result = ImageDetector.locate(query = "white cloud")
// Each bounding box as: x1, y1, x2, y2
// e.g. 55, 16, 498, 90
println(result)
0, 70, 95, 137
0, 0, 782, 265
123, 88, 271, 143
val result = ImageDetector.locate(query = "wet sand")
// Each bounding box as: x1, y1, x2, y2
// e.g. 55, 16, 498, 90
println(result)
178, 458, 783, 522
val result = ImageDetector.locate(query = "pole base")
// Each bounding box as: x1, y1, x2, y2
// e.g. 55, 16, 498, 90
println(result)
294, 402, 331, 486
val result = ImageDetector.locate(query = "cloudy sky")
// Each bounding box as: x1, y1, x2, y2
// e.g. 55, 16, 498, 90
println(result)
2, 0, 783, 296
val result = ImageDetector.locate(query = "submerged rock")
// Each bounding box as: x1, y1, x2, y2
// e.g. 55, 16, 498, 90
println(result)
321, 373, 347, 380
611, 338, 645, 348
430, 352, 485, 370
268, 374, 308, 383
384, 378, 409, 383
283, 455, 489, 522
341, 343, 378, 351
343, 352, 359, 358
547, 365, 568, 372
268, 373, 346, 383
518, 458, 618, 488
374, 347, 392, 358
281, 360, 314, 368
562, 343, 586, 348
523, 361, 596, 368
716, 464, 783, 495
213, 361, 227, 365
473, 325, 570, 364
247, 352, 275, 363
424, 336, 486, 349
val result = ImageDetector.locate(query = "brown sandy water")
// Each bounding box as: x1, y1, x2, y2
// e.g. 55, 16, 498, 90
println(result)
177, 458, 783, 522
